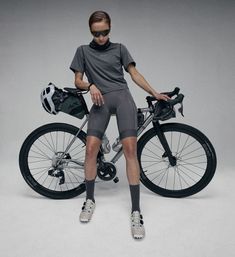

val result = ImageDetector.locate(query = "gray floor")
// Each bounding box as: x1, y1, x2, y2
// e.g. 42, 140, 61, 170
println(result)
1, 159, 234, 257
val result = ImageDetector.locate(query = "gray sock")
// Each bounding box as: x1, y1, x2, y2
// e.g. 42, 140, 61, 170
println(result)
129, 184, 140, 213
85, 179, 95, 203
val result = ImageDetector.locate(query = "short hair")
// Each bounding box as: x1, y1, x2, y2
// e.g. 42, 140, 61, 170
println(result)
89, 11, 111, 30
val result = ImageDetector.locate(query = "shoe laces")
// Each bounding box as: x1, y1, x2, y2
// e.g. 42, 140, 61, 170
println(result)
131, 211, 144, 227
82, 199, 94, 212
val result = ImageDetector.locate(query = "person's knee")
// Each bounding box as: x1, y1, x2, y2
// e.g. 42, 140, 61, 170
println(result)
122, 138, 137, 159
85, 136, 101, 159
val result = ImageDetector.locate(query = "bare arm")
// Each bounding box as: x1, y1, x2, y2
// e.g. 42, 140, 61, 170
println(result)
127, 64, 170, 101
74, 71, 90, 90
74, 71, 104, 106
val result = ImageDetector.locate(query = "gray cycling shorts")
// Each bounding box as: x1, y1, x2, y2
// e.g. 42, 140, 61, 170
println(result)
87, 88, 138, 140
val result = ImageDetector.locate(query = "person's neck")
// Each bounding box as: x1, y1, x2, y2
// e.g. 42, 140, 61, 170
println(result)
89, 39, 111, 50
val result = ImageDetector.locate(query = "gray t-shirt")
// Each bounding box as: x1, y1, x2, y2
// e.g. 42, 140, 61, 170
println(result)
70, 43, 136, 94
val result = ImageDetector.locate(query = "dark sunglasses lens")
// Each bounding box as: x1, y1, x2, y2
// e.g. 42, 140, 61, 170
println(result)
92, 31, 99, 37
92, 29, 110, 37
101, 30, 110, 36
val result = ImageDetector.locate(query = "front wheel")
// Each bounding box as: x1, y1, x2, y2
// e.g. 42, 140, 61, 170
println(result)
137, 123, 217, 197
19, 123, 88, 199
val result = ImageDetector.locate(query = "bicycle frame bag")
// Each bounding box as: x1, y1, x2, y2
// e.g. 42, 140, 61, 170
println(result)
41, 83, 86, 119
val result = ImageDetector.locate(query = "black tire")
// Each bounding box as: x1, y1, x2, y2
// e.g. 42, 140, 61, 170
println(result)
19, 123, 88, 199
137, 123, 217, 197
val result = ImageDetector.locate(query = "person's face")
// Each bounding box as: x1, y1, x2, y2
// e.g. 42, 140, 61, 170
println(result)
90, 20, 110, 45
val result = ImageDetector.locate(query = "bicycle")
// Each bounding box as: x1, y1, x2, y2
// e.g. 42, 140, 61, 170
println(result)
19, 85, 217, 199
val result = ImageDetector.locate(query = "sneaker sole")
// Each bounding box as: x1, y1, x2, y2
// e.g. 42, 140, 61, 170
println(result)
80, 218, 90, 223
133, 234, 144, 239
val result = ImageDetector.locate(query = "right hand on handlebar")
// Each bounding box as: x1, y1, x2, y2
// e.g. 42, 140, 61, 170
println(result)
89, 84, 105, 106
153, 92, 171, 101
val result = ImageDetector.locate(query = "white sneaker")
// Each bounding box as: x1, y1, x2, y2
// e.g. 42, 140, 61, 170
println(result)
131, 211, 145, 239
79, 199, 96, 223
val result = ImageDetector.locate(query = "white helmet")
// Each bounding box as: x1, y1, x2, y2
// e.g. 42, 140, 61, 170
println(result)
40, 83, 58, 115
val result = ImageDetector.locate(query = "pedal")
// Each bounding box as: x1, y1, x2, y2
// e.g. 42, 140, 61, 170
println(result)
113, 177, 119, 183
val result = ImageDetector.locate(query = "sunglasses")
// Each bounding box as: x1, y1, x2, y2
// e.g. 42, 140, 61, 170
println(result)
91, 29, 110, 37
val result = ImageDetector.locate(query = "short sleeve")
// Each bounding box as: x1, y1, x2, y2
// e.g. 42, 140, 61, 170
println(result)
70, 46, 85, 74
120, 44, 136, 72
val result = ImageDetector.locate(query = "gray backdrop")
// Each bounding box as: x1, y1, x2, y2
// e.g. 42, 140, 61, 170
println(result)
1, 0, 235, 168
1, 0, 235, 256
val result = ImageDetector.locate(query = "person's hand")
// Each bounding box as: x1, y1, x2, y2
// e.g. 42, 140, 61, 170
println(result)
152, 92, 171, 101
89, 84, 105, 106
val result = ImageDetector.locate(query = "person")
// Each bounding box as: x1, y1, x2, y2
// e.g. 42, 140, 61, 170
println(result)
70, 10, 170, 240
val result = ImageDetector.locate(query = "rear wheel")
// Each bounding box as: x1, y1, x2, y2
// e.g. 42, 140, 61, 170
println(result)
19, 123, 87, 199
137, 123, 217, 197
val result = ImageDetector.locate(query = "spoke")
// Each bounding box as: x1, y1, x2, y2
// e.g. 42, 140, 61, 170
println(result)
177, 167, 198, 183
32, 167, 49, 176
173, 166, 176, 190
49, 132, 56, 152
28, 159, 51, 164
182, 154, 206, 161
180, 146, 203, 158
63, 175, 69, 191
66, 169, 84, 183
176, 132, 182, 154
54, 177, 59, 191
30, 166, 51, 170
69, 142, 84, 154
66, 134, 73, 151
149, 138, 164, 152
176, 166, 190, 188
178, 139, 198, 157
180, 160, 207, 165
66, 169, 75, 189
142, 159, 167, 169
146, 166, 169, 176
151, 167, 168, 182
141, 152, 163, 160
165, 168, 169, 189
30, 149, 49, 159
144, 145, 163, 158
41, 173, 51, 186
179, 160, 206, 171
178, 162, 204, 177
31, 145, 51, 160
28, 155, 51, 160
38, 138, 55, 154
36, 169, 49, 183
43, 134, 56, 153
157, 168, 168, 186
48, 176, 56, 189
71, 153, 85, 162
56, 131, 58, 151
177, 135, 190, 158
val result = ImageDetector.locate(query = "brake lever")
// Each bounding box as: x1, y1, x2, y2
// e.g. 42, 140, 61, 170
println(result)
178, 102, 184, 117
